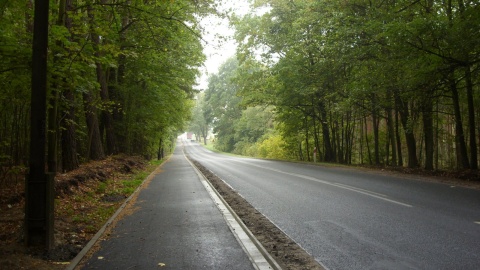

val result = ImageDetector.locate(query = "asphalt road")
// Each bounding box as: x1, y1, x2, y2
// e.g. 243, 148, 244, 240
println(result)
184, 139, 480, 270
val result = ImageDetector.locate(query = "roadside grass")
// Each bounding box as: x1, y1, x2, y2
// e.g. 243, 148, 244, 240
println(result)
0, 156, 168, 270
201, 139, 217, 152
199, 139, 352, 168
55, 157, 165, 238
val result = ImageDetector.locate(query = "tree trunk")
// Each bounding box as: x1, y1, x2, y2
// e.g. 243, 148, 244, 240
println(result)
395, 109, 403, 166
157, 137, 164, 160
47, 90, 58, 173
61, 87, 79, 171
365, 115, 372, 165
57, 0, 79, 171
395, 94, 418, 168
87, 4, 118, 156
298, 140, 303, 161
311, 108, 321, 161
96, 63, 118, 155
359, 115, 364, 164
319, 103, 334, 162
47, 0, 69, 173
465, 66, 477, 169
372, 106, 380, 165
423, 99, 434, 170
449, 68, 470, 169
305, 116, 310, 162
82, 91, 105, 160
393, 90, 416, 167
387, 108, 397, 166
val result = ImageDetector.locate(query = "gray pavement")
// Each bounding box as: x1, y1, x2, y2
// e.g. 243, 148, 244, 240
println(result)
184, 139, 480, 269
80, 144, 257, 270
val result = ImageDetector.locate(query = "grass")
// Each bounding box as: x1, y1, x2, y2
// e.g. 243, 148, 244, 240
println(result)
96, 181, 107, 194
202, 140, 217, 152
56, 157, 167, 236
120, 178, 143, 194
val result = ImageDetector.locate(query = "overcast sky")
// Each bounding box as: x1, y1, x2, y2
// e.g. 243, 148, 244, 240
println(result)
195, 0, 251, 90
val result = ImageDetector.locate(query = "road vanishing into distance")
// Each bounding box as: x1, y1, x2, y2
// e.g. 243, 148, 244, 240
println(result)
183, 139, 480, 270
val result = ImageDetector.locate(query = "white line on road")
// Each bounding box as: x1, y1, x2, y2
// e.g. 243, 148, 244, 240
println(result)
235, 160, 413, 208
184, 152, 281, 270
475, 221, 480, 225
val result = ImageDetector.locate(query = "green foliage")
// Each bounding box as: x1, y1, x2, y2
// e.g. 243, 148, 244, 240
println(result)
255, 134, 289, 160
233, 106, 274, 154
1, 0, 211, 175
189, 93, 209, 144
204, 58, 243, 152
220, 0, 480, 169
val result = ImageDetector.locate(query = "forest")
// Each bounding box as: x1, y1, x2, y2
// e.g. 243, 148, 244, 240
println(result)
191, 0, 480, 171
1, 0, 479, 190
0, 0, 217, 185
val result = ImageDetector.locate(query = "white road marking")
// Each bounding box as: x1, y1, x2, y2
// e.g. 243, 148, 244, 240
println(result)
235, 159, 413, 208
475, 221, 480, 225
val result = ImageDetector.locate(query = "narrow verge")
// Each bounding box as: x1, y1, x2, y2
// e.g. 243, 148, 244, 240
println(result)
189, 158, 324, 270
186, 155, 280, 270
65, 162, 164, 270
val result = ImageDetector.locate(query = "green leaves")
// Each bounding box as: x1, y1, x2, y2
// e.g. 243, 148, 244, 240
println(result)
0, 0, 210, 169
221, 0, 480, 168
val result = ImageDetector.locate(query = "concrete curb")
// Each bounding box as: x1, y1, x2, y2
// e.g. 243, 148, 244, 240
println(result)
185, 154, 283, 270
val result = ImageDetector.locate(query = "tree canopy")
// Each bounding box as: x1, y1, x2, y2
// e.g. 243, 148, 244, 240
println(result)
1, 0, 214, 175
200, 0, 480, 170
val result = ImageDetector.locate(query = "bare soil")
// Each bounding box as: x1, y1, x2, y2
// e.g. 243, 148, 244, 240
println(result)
190, 159, 324, 270
1, 155, 479, 270
0, 155, 147, 270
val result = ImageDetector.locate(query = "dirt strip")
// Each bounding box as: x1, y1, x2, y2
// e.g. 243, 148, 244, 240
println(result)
190, 159, 324, 270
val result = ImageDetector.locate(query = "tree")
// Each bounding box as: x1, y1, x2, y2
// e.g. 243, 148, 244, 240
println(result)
1, 0, 209, 175
227, 0, 480, 170
204, 58, 242, 152
190, 94, 209, 145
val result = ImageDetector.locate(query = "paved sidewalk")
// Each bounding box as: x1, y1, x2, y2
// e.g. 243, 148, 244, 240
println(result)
79, 144, 257, 269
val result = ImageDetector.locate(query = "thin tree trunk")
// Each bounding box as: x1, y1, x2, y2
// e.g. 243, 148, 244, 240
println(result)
157, 137, 164, 160
450, 68, 470, 169
395, 109, 403, 166
365, 115, 372, 165
305, 116, 310, 162
58, 0, 79, 171
319, 103, 334, 162
97, 63, 117, 155
82, 91, 105, 160
372, 108, 380, 165
395, 92, 418, 168
423, 98, 434, 170
87, 4, 118, 155
387, 108, 397, 166
298, 140, 303, 161
61, 88, 79, 171
359, 115, 364, 164
47, 0, 69, 173
47, 91, 58, 173
465, 66, 477, 169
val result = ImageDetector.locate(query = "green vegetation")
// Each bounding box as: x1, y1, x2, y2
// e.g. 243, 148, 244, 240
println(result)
191, 0, 480, 171
55, 157, 163, 236
0, 0, 217, 183
120, 172, 148, 194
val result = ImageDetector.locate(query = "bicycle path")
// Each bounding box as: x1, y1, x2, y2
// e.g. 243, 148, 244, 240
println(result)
77, 143, 263, 269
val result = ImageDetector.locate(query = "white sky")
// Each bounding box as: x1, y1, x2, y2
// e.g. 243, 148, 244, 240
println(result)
195, 0, 252, 90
